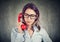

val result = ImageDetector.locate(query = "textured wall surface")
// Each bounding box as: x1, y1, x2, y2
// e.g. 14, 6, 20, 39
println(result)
0, 0, 60, 42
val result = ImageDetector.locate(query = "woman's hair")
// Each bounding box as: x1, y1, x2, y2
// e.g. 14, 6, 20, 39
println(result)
22, 3, 40, 31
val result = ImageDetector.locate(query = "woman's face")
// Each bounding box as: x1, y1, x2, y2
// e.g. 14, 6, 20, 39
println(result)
24, 8, 37, 26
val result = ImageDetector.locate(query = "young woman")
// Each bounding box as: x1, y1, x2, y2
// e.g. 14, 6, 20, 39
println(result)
11, 3, 52, 42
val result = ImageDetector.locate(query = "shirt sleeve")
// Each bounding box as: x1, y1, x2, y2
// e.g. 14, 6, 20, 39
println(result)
39, 28, 52, 42
11, 28, 24, 42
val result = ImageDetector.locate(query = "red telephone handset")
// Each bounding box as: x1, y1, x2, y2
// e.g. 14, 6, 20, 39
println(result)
18, 13, 27, 30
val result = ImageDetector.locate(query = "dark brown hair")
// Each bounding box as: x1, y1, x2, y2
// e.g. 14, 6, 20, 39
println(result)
22, 3, 40, 31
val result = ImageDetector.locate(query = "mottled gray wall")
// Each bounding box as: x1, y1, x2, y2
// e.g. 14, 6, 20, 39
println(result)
0, 0, 60, 42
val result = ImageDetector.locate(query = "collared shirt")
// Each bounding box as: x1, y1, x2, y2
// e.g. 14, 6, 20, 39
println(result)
11, 26, 52, 42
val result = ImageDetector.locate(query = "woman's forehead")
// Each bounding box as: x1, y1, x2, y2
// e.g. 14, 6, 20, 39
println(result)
25, 8, 36, 15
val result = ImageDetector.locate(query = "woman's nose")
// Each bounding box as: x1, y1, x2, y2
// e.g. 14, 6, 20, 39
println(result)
28, 16, 31, 20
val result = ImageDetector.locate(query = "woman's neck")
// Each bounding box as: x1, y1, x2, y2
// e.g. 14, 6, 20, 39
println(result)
27, 25, 34, 37
27, 25, 32, 30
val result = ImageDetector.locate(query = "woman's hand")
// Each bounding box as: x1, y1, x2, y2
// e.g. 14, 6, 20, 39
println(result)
17, 18, 23, 33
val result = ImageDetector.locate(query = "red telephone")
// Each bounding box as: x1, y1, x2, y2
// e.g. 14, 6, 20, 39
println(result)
18, 13, 27, 30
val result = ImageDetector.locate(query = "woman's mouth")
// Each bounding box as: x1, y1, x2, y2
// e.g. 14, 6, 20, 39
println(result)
27, 21, 30, 23
26, 21, 32, 25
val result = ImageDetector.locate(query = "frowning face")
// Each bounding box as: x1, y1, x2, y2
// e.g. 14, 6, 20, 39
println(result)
24, 8, 37, 26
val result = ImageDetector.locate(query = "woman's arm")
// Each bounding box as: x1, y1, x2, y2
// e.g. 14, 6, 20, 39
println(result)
42, 29, 52, 42
11, 28, 24, 42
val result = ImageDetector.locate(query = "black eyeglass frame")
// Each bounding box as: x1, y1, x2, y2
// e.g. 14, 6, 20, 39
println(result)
23, 13, 38, 19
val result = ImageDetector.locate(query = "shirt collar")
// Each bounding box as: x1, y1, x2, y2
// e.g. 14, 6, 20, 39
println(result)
33, 26, 38, 32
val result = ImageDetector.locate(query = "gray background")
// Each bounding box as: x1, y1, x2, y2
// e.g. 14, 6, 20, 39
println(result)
0, 0, 60, 42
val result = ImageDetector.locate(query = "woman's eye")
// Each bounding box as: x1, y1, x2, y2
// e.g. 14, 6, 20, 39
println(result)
25, 14, 28, 16
31, 15, 36, 17
24, 14, 29, 17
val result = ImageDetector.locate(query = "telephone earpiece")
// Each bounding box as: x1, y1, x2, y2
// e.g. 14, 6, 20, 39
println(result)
18, 13, 26, 30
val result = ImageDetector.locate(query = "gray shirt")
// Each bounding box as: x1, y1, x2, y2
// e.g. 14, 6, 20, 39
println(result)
11, 26, 52, 42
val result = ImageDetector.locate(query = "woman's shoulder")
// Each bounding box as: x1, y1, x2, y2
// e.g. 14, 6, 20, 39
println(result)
38, 27, 48, 36
34, 26, 48, 35
38, 27, 52, 42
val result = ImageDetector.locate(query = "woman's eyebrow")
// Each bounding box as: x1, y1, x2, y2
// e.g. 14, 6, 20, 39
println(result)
25, 13, 36, 15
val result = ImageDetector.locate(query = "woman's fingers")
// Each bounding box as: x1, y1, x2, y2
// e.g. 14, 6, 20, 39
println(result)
17, 21, 24, 33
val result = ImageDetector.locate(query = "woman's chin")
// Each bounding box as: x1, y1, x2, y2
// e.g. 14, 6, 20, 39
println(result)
26, 23, 32, 26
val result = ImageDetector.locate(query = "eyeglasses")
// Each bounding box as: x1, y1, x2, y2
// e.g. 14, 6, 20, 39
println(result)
24, 13, 37, 19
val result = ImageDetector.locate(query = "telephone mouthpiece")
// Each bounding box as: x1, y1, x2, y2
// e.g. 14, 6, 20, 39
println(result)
21, 24, 26, 30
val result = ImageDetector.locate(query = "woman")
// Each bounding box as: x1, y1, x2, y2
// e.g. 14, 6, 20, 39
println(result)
11, 3, 52, 42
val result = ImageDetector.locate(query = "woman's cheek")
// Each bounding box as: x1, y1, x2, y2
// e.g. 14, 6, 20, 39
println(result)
24, 18, 35, 25
31, 20, 35, 24
24, 18, 27, 22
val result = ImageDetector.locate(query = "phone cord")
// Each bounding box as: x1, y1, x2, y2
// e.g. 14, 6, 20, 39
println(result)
23, 31, 25, 42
